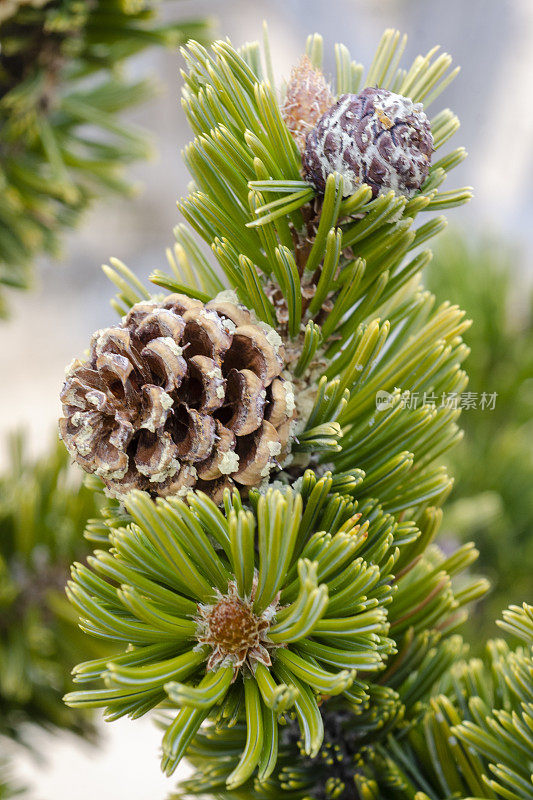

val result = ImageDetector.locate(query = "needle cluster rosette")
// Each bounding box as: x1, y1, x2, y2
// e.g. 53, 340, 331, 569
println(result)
64, 482, 397, 786
59, 293, 296, 502
303, 87, 434, 197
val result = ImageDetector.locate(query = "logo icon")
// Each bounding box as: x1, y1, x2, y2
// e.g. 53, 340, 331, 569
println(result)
376, 390, 393, 411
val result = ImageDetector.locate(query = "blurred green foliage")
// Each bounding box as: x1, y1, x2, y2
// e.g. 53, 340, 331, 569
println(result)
426, 231, 533, 638
0, 758, 25, 800
0, 0, 212, 314
0, 433, 113, 744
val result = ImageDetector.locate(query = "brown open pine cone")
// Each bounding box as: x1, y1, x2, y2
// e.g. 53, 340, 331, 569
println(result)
59, 293, 296, 503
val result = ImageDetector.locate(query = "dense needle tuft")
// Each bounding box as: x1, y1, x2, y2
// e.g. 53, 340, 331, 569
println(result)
64, 482, 399, 783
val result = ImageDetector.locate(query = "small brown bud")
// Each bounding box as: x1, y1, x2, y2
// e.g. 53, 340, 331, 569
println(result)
281, 55, 335, 152
195, 580, 279, 673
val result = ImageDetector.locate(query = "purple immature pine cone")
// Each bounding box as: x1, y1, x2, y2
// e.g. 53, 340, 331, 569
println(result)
303, 87, 434, 198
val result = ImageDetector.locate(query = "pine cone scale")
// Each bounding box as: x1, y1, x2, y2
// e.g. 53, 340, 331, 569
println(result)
266, 378, 292, 427
95, 351, 134, 387
139, 338, 187, 391
196, 421, 237, 481
233, 419, 283, 485
186, 355, 225, 414
181, 309, 232, 361
224, 325, 284, 384
109, 415, 134, 451
174, 406, 216, 461
135, 430, 179, 481
223, 368, 265, 435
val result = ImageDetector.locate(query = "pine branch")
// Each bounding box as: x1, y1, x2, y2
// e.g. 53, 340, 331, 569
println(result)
63, 472, 487, 783
97, 27, 472, 519
56, 26, 498, 797
64, 482, 396, 778
0, 0, 213, 314
0, 433, 113, 744
179, 604, 533, 800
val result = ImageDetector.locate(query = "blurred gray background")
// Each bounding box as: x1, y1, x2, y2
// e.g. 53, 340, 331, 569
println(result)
4, 0, 533, 796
